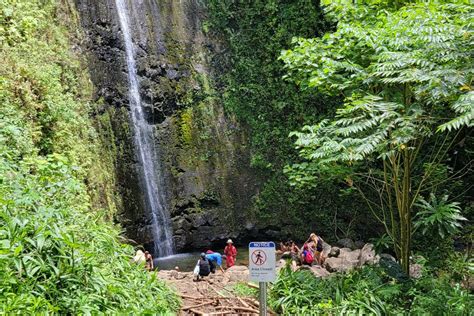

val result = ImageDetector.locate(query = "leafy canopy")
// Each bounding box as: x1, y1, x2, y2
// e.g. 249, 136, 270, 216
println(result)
282, 1, 473, 171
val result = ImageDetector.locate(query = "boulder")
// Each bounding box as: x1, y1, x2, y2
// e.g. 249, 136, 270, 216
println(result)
380, 253, 397, 262
336, 238, 355, 249
310, 265, 331, 278
329, 247, 340, 258
226, 265, 249, 282
321, 242, 332, 258
359, 243, 378, 266
354, 240, 365, 249
324, 257, 359, 273
409, 263, 423, 279
339, 248, 361, 262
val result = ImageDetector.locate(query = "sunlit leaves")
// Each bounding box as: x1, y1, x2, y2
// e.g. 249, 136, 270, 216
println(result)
282, 1, 473, 175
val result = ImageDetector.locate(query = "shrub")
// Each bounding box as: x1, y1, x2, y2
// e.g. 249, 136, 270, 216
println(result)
0, 0, 179, 313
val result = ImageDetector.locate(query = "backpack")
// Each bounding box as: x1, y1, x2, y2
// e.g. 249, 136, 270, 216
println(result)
199, 259, 210, 276
303, 250, 314, 265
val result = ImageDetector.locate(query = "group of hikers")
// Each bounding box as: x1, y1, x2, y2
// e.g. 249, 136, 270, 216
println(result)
193, 239, 238, 281
279, 233, 327, 271
133, 232, 326, 277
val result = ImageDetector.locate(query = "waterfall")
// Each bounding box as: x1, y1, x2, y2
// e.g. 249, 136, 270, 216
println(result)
115, 0, 174, 257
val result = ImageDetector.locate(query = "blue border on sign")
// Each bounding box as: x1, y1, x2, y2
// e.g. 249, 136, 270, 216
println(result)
249, 241, 275, 248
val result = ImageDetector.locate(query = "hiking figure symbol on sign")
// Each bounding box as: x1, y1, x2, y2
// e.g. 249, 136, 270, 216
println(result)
248, 242, 276, 282
251, 250, 267, 265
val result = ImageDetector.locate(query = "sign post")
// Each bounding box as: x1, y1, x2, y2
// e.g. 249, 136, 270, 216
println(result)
249, 242, 276, 316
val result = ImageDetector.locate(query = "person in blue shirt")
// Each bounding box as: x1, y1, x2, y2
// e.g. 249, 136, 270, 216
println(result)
205, 250, 225, 273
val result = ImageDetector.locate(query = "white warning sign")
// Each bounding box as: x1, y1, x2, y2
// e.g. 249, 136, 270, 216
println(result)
249, 242, 276, 282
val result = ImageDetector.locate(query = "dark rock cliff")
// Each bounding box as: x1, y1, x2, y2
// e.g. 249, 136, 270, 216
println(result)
74, 0, 261, 252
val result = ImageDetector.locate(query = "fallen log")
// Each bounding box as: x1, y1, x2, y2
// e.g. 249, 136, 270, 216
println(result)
216, 306, 259, 313
179, 294, 205, 300
181, 300, 216, 311
237, 296, 251, 308
246, 282, 259, 289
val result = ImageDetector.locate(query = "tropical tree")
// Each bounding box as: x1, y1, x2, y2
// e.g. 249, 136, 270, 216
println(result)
281, 1, 473, 273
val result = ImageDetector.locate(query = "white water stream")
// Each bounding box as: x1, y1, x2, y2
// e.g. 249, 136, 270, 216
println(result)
115, 0, 174, 257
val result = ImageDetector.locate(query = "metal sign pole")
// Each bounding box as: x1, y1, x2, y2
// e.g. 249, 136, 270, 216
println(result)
259, 282, 267, 316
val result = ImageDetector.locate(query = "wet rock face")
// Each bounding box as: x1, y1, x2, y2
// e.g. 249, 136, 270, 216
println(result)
75, 0, 259, 252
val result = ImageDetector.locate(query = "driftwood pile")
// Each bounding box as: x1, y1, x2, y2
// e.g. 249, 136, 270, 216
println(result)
179, 283, 274, 316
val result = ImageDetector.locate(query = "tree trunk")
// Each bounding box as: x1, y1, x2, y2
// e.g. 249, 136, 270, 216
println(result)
399, 149, 412, 274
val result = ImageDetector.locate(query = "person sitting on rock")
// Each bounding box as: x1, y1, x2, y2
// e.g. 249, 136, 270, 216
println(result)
278, 241, 290, 254
144, 251, 154, 271
224, 239, 238, 269
301, 243, 314, 266
307, 233, 325, 265
193, 253, 211, 281
289, 241, 300, 271
205, 250, 225, 273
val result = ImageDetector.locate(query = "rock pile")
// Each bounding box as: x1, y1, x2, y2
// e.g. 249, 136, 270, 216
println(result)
324, 243, 379, 273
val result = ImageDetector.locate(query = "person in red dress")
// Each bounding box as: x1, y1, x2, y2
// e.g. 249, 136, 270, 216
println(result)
224, 239, 237, 268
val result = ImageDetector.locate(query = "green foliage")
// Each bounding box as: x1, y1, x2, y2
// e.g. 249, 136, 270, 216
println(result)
227, 282, 258, 298
204, 0, 373, 242
283, 1, 473, 167
269, 265, 473, 315
0, 155, 180, 313
281, 0, 473, 272
370, 233, 393, 254
0, 0, 179, 313
414, 194, 467, 238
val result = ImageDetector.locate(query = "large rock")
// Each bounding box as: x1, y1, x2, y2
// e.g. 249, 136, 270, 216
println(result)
329, 247, 340, 258
226, 265, 249, 282
321, 241, 332, 259
336, 238, 355, 249
310, 265, 331, 278
409, 263, 423, 279
354, 240, 365, 249
359, 243, 378, 266
324, 257, 358, 273
380, 253, 397, 262
339, 248, 361, 262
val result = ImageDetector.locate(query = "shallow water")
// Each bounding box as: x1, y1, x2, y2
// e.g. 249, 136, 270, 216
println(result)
154, 247, 249, 272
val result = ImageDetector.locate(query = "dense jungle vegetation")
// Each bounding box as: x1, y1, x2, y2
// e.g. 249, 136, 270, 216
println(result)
205, 0, 374, 242
206, 0, 473, 314
0, 0, 178, 313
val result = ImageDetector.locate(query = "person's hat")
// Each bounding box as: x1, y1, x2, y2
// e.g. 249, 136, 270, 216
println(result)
227, 239, 233, 244
200, 252, 206, 258
206, 250, 214, 254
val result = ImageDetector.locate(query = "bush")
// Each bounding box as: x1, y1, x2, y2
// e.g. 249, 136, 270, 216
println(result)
0, 0, 179, 313
269, 265, 473, 315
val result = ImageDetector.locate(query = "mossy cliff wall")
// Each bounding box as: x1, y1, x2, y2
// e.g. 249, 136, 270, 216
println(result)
74, 0, 261, 251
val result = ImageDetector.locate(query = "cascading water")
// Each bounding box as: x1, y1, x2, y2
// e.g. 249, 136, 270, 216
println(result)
115, 0, 174, 257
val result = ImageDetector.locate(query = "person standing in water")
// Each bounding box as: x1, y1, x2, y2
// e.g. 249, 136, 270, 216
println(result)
224, 239, 237, 269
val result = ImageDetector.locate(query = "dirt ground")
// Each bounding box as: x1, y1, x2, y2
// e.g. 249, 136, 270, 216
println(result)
157, 266, 265, 315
